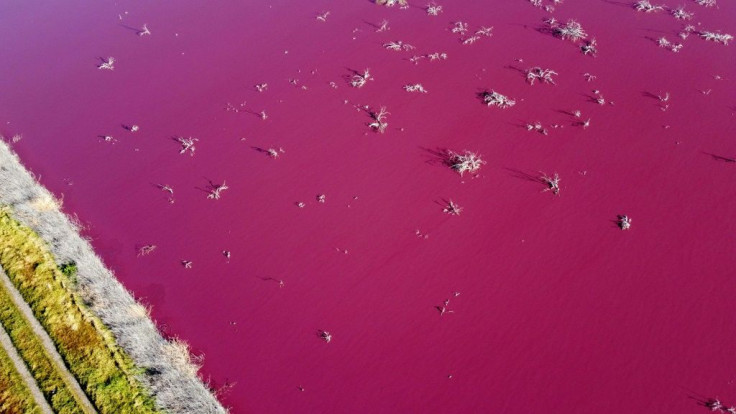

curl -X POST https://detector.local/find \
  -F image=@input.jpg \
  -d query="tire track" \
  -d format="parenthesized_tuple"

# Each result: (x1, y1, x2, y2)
(0, 267, 98, 414)
(0, 322, 54, 414)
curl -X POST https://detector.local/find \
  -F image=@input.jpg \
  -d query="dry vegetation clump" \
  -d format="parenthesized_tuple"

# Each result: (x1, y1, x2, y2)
(634, 1, 664, 12)
(462, 35, 481, 45)
(482, 90, 516, 108)
(671, 7, 694, 20)
(376, 0, 408, 7)
(0, 141, 226, 413)
(447, 150, 486, 176)
(476, 26, 494, 37)
(383, 40, 414, 51)
(526, 67, 558, 85)
(451, 21, 468, 34)
(553, 19, 588, 42)
(657, 36, 684, 52)
(0, 283, 84, 413)
(404, 83, 428, 93)
(694, 0, 716, 7)
(700, 31, 733, 45)
(428, 52, 448, 61)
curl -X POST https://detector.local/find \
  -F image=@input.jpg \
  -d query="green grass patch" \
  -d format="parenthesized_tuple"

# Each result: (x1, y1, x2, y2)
(0, 284, 84, 413)
(0, 333, 43, 414)
(0, 208, 159, 414)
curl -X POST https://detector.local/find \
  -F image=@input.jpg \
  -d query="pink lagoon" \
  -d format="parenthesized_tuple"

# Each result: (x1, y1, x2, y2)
(1, 0, 735, 412)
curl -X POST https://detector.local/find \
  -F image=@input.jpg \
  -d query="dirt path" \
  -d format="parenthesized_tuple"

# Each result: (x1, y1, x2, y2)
(0, 323, 54, 414)
(0, 267, 98, 414)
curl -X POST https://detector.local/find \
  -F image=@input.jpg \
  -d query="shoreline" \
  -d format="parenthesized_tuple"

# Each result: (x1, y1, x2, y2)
(0, 140, 226, 413)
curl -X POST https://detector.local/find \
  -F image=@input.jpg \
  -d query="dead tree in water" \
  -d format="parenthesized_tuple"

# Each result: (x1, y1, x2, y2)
(376, 19, 390, 32)
(426, 3, 443, 15)
(176, 137, 198, 156)
(316, 11, 330, 22)
(157, 184, 174, 195)
(436, 298, 455, 316)
(428, 52, 448, 61)
(350, 69, 372, 88)
(207, 181, 229, 200)
(368, 106, 389, 133)
(98, 57, 115, 70)
(526, 122, 549, 135)
(540, 172, 560, 195)
(404, 83, 428, 93)
(679, 25, 696, 39)
(443, 200, 463, 216)
(581, 39, 598, 56)
(157, 184, 175, 203)
(138, 245, 157, 256)
(138, 24, 151, 36)
(317, 330, 332, 343)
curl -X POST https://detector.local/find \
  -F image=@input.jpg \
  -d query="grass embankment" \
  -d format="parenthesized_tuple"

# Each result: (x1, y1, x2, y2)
(0, 285, 84, 413)
(0, 334, 43, 414)
(0, 208, 159, 413)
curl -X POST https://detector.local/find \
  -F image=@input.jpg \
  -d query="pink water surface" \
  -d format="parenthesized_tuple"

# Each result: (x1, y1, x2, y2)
(1, 0, 735, 412)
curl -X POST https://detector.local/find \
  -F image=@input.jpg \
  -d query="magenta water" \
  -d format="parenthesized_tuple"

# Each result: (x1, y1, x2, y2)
(1, 0, 735, 412)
